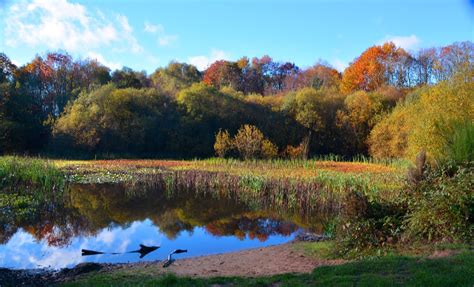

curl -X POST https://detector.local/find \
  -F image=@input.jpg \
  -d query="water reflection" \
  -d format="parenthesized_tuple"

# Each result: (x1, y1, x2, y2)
(0, 182, 328, 269)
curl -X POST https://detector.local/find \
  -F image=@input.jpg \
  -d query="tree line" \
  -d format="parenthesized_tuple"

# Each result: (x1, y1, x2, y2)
(0, 41, 472, 159)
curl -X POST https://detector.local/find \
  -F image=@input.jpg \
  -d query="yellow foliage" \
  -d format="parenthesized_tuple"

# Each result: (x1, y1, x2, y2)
(369, 70, 474, 161)
(261, 139, 278, 159)
(214, 129, 233, 158)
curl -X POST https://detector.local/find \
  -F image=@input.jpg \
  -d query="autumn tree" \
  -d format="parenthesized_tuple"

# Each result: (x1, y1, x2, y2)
(203, 60, 242, 90)
(369, 67, 473, 160)
(54, 84, 178, 153)
(3, 55, 53, 151)
(111, 67, 150, 89)
(151, 61, 201, 96)
(214, 129, 233, 158)
(341, 42, 411, 93)
(283, 88, 327, 159)
(336, 91, 384, 154)
(287, 63, 341, 91)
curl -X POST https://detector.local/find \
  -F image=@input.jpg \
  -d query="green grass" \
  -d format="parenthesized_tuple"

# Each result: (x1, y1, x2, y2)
(61, 251, 474, 287)
(0, 156, 65, 192)
(0, 156, 66, 222)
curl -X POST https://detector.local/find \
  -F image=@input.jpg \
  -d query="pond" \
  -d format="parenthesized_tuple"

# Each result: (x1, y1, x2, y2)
(0, 182, 329, 269)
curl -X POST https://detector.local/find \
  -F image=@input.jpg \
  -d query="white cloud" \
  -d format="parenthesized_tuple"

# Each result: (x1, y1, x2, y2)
(188, 49, 232, 70)
(4, 0, 142, 53)
(144, 22, 164, 34)
(379, 34, 421, 50)
(158, 35, 178, 47)
(87, 52, 122, 70)
(330, 58, 348, 72)
(143, 21, 177, 47)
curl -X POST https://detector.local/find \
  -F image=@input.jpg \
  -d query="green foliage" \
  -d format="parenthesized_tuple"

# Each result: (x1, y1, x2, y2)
(151, 61, 201, 96)
(337, 90, 386, 154)
(440, 120, 474, 166)
(54, 84, 178, 154)
(402, 164, 473, 242)
(0, 156, 64, 192)
(334, 191, 404, 257)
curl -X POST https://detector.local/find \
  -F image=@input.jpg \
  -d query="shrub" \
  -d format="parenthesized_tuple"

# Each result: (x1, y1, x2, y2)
(283, 144, 305, 159)
(261, 139, 278, 159)
(214, 129, 233, 158)
(402, 164, 473, 243)
(233, 125, 264, 159)
(232, 124, 278, 159)
(369, 72, 473, 161)
(334, 191, 404, 257)
(442, 120, 474, 166)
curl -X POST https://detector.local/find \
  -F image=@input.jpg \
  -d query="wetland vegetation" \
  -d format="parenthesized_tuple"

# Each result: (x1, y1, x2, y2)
(0, 15, 472, 285)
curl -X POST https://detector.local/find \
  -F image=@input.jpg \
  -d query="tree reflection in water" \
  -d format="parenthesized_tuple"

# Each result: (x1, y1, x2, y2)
(1, 180, 332, 248)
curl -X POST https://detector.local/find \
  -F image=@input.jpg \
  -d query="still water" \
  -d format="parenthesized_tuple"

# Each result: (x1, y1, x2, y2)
(0, 182, 323, 269)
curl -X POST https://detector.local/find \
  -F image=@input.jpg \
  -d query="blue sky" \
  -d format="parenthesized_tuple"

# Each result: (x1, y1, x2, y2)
(0, 0, 472, 73)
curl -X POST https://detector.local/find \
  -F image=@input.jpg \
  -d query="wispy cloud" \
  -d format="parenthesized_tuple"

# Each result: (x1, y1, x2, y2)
(188, 49, 231, 70)
(143, 21, 178, 47)
(378, 34, 421, 50)
(4, 0, 142, 53)
(144, 22, 164, 34)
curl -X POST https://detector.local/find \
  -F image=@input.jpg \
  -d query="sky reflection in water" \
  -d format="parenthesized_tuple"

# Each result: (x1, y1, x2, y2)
(0, 183, 311, 269)
(0, 219, 297, 269)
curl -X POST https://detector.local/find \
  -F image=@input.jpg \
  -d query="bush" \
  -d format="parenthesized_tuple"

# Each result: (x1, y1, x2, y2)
(402, 164, 473, 243)
(334, 191, 404, 257)
(232, 124, 278, 159)
(369, 71, 473, 161)
(283, 144, 305, 159)
(261, 139, 278, 159)
(442, 120, 474, 166)
(214, 129, 233, 158)
(233, 125, 265, 159)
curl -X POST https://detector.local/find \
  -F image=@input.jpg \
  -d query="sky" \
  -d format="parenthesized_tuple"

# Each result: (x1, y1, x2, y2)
(0, 0, 473, 73)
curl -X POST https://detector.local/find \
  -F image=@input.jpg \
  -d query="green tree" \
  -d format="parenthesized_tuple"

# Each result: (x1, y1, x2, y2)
(54, 84, 178, 154)
(336, 91, 384, 154)
(151, 62, 201, 96)
(283, 88, 326, 159)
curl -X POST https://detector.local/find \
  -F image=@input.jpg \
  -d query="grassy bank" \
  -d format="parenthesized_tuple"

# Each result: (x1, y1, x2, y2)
(0, 156, 66, 230)
(0, 156, 65, 192)
(62, 250, 474, 287)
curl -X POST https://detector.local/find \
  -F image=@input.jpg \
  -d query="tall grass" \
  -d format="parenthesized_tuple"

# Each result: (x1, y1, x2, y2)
(445, 120, 474, 165)
(0, 156, 65, 194)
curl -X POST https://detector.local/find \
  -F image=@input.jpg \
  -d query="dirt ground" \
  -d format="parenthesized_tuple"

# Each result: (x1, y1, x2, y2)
(104, 243, 345, 278)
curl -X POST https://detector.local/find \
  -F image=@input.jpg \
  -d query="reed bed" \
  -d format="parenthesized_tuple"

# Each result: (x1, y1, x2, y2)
(53, 157, 407, 203)
(0, 156, 65, 194)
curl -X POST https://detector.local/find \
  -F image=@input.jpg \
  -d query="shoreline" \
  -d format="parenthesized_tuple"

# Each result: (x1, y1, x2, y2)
(0, 242, 344, 285)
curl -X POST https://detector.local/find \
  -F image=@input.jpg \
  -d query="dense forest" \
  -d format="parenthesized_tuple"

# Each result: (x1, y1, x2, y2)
(0, 41, 472, 160)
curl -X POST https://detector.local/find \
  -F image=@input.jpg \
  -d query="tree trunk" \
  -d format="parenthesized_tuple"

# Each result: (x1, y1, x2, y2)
(302, 130, 312, 160)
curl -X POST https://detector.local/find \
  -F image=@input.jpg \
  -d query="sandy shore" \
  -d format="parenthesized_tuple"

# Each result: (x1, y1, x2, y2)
(0, 243, 347, 285)
(104, 242, 345, 278)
